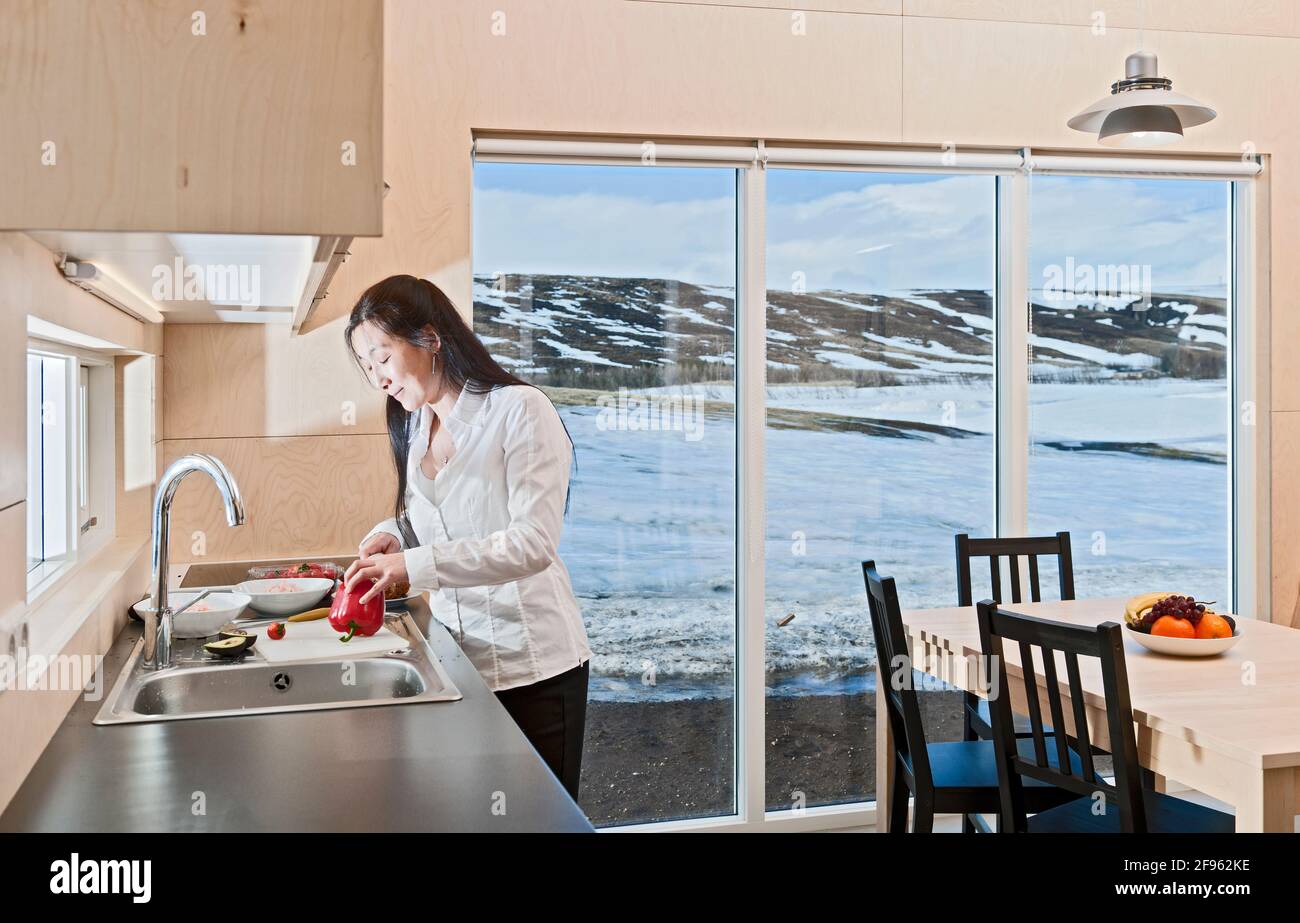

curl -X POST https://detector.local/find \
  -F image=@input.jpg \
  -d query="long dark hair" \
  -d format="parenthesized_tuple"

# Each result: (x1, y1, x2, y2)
(345, 274, 574, 547)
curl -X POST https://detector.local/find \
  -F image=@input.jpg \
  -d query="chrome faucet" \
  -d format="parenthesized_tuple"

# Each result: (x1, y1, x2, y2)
(143, 454, 246, 670)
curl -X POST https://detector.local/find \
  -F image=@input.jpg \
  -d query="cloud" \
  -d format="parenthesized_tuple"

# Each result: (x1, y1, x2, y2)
(767, 175, 996, 292)
(473, 186, 735, 286)
(474, 172, 1228, 296)
(1029, 176, 1228, 293)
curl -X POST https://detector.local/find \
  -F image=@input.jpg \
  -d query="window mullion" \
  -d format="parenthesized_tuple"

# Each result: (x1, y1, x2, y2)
(996, 168, 1031, 539)
(736, 163, 767, 823)
(1231, 177, 1268, 619)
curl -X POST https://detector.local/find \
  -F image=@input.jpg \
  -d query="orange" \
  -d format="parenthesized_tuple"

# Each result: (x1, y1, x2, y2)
(1151, 615, 1196, 638)
(1195, 613, 1233, 640)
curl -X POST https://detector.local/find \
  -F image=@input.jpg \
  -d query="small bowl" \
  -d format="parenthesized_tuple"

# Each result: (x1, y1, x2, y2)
(133, 591, 253, 639)
(236, 578, 334, 616)
(1125, 622, 1243, 657)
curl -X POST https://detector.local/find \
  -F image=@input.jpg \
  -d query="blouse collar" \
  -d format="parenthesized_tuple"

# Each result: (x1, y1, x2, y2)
(413, 382, 489, 443)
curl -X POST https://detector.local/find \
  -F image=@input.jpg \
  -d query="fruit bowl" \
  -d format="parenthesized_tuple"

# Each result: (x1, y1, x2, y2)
(1124, 622, 1242, 657)
(1122, 592, 1239, 657)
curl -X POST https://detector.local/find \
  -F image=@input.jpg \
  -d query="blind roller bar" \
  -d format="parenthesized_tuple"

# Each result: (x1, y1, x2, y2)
(763, 146, 1022, 171)
(1026, 153, 1262, 178)
(473, 137, 758, 165)
(472, 136, 1262, 178)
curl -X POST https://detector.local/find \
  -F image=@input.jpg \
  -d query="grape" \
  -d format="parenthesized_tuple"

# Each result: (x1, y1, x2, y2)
(1147, 594, 1206, 627)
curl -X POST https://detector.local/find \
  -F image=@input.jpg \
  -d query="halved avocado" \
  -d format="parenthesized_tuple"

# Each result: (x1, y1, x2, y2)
(204, 636, 252, 659)
(218, 628, 256, 650)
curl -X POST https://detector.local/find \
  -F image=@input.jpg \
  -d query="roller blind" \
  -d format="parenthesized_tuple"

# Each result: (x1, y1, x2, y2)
(472, 136, 759, 168)
(1023, 152, 1261, 179)
(473, 135, 1262, 180)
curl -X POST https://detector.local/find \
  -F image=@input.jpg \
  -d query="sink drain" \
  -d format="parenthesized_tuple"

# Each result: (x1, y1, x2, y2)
(271, 672, 292, 692)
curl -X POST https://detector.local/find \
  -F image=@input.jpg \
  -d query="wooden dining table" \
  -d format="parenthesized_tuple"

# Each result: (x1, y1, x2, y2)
(876, 597, 1300, 832)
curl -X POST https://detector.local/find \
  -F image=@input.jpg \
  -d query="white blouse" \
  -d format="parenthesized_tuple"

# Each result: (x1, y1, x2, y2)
(363, 383, 591, 692)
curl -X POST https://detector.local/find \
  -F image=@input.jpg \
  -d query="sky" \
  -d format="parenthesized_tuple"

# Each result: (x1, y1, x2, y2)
(472, 162, 1230, 296)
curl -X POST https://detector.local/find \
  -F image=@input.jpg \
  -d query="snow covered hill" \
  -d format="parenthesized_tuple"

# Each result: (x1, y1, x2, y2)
(472, 273, 1227, 386)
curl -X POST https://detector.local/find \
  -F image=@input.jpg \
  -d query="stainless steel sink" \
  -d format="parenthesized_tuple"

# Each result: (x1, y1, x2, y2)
(94, 612, 461, 725)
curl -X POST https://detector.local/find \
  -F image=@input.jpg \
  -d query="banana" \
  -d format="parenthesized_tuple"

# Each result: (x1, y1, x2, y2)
(1124, 592, 1176, 624)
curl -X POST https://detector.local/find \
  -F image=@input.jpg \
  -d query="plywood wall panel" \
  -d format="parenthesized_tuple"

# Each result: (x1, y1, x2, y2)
(900, 16, 1300, 152)
(0, 238, 29, 508)
(0, 0, 383, 235)
(1272, 412, 1300, 626)
(115, 355, 158, 540)
(903, 0, 1300, 37)
(1268, 162, 1300, 412)
(163, 322, 386, 440)
(653, 0, 900, 12)
(0, 503, 26, 632)
(160, 434, 394, 564)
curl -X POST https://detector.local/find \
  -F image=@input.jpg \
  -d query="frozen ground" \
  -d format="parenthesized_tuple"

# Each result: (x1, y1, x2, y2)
(556, 380, 1229, 702)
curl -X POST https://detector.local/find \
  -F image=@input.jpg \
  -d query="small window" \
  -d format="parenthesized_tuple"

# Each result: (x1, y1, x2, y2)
(26, 348, 103, 594)
(78, 363, 90, 527)
(27, 352, 71, 581)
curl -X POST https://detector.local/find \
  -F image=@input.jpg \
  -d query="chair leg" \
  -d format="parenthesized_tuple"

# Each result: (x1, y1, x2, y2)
(889, 775, 910, 833)
(911, 796, 934, 834)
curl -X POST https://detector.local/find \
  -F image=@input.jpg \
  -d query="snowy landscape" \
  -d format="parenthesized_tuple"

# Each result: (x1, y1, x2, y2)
(473, 274, 1230, 702)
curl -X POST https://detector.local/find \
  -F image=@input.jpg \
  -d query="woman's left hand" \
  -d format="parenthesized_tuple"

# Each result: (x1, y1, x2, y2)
(345, 552, 409, 605)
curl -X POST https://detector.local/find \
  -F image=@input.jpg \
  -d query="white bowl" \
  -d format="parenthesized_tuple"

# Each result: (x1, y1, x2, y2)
(134, 591, 253, 639)
(1125, 622, 1242, 657)
(236, 578, 334, 616)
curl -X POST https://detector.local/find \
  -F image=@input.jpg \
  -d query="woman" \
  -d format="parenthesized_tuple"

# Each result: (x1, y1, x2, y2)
(342, 274, 592, 800)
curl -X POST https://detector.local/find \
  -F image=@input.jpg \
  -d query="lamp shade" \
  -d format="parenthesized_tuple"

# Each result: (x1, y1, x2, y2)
(1068, 51, 1216, 146)
(1098, 105, 1184, 147)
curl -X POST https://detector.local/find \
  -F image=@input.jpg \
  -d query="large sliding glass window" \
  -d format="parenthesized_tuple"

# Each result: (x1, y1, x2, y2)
(1027, 176, 1231, 606)
(762, 169, 997, 810)
(473, 162, 738, 827)
(471, 140, 1256, 830)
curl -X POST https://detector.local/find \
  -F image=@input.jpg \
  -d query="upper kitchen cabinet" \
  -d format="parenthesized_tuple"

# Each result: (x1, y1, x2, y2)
(0, 0, 383, 236)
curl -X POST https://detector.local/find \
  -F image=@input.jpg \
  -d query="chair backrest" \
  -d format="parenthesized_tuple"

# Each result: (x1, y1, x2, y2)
(861, 561, 932, 793)
(956, 532, 1075, 607)
(975, 601, 1147, 832)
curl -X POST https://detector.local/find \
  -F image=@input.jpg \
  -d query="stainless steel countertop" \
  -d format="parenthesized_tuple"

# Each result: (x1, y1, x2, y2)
(0, 579, 594, 832)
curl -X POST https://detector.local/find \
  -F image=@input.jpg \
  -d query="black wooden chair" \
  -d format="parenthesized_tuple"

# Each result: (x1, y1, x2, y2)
(955, 532, 1074, 742)
(863, 561, 1079, 832)
(975, 601, 1234, 832)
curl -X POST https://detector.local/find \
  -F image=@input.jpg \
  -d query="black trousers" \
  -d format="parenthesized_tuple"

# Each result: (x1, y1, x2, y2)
(495, 660, 589, 801)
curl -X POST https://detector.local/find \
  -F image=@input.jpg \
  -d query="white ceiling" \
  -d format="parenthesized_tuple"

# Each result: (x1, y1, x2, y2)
(27, 230, 319, 323)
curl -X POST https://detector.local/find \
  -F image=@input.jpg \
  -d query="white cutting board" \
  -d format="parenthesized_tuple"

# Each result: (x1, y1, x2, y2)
(248, 617, 410, 664)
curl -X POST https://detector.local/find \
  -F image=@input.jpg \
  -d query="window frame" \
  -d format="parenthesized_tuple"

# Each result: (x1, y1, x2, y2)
(25, 337, 117, 605)
(471, 137, 1265, 833)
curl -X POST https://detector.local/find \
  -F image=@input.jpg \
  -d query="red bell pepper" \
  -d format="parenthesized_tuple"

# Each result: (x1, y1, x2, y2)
(329, 579, 385, 642)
